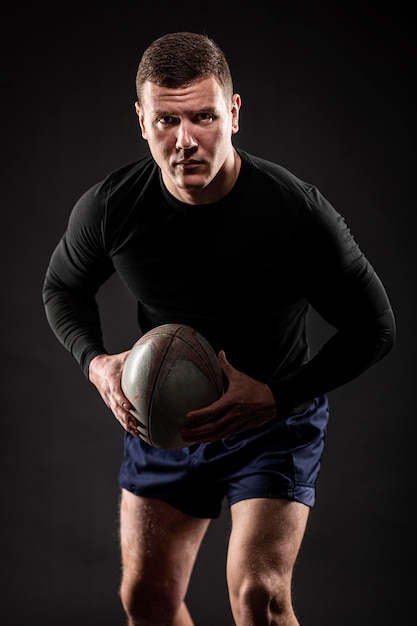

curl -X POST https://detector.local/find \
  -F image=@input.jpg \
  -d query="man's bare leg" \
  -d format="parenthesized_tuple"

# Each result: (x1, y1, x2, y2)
(227, 498, 309, 626)
(119, 489, 211, 625)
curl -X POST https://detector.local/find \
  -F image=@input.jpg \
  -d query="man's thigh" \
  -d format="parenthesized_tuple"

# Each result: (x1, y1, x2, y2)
(227, 498, 310, 578)
(119, 488, 211, 590)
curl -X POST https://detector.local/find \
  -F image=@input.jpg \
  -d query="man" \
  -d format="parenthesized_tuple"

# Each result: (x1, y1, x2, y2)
(42, 31, 395, 625)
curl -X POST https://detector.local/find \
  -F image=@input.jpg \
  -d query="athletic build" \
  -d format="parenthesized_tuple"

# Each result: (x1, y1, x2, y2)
(42, 32, 395, 625)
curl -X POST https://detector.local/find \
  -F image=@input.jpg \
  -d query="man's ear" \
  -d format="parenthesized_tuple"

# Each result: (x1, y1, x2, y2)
(135, 101, 147, 139)
(231, 93, 241, 135)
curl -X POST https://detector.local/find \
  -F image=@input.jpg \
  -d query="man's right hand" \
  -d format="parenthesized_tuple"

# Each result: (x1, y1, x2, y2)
(88, 352, 140, 437)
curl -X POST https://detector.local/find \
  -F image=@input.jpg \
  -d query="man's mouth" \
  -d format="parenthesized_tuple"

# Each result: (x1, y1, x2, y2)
(176, 160, 203, 169)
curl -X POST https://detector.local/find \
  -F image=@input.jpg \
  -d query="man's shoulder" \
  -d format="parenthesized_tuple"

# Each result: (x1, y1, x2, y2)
(239, 150, 313, 195)
(238, 150, 317, 212)
(101, 155, 157, 190)
(69, 156, 158, 226)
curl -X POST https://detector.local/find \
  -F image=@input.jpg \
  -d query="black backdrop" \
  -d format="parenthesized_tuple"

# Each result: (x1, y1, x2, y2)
(2, 2, 414, 624)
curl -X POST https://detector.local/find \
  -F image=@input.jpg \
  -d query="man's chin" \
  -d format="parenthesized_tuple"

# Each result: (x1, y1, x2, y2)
(176, 177, 209, 191)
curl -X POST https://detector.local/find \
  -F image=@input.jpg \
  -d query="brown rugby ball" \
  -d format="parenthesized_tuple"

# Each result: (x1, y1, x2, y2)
(121, 324, 223, 449)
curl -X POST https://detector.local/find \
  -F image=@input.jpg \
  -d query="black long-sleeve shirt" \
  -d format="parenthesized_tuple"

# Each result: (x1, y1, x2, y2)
(42, 150, 395, 415)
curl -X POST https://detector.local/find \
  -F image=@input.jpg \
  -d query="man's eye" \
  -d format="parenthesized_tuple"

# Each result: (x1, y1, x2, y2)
(197, 112, 214, 122)
(157, 116, 174, 125)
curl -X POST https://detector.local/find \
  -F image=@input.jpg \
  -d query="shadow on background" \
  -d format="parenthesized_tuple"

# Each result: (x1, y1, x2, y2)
(1, 1, 414, 624)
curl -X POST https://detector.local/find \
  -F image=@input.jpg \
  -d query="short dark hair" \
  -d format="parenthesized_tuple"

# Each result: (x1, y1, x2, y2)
(136, 31, 234, 103)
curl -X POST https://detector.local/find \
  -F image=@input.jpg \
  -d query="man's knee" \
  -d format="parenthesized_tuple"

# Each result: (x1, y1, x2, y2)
(229, 571, 293, 624)
(120, 576, 182, 625)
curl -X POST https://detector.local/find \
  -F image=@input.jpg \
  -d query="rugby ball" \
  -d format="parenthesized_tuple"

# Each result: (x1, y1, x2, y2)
(121, 324, 223, 449)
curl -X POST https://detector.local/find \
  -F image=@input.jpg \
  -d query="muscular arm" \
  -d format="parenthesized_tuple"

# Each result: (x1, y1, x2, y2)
(42, 188, 142, 436)
(42, 185, 116, 376)
(269, 185, 396, 414)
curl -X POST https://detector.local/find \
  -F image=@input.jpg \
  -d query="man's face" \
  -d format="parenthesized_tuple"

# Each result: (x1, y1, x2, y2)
(136, 76, 240, 204)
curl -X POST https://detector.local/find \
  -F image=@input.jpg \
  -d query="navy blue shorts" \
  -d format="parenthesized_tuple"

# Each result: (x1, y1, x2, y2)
(118, 395, 329, 519)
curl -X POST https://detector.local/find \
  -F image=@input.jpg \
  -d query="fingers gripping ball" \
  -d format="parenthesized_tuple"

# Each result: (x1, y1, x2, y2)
(121, 324, 224, 449)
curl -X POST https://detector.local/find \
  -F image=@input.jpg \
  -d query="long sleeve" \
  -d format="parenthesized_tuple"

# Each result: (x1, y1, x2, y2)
(268, 184, 396, 414)
(42, 184, 116, 377)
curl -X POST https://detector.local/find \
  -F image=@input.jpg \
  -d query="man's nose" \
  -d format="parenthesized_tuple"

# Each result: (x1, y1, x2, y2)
(176, 122, 198, 150)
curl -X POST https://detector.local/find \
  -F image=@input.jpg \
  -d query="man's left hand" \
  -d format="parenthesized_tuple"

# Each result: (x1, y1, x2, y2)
(181, 350, 277, 443)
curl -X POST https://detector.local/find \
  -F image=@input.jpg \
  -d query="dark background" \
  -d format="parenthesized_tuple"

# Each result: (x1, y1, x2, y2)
(2, 1, 414, 624)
